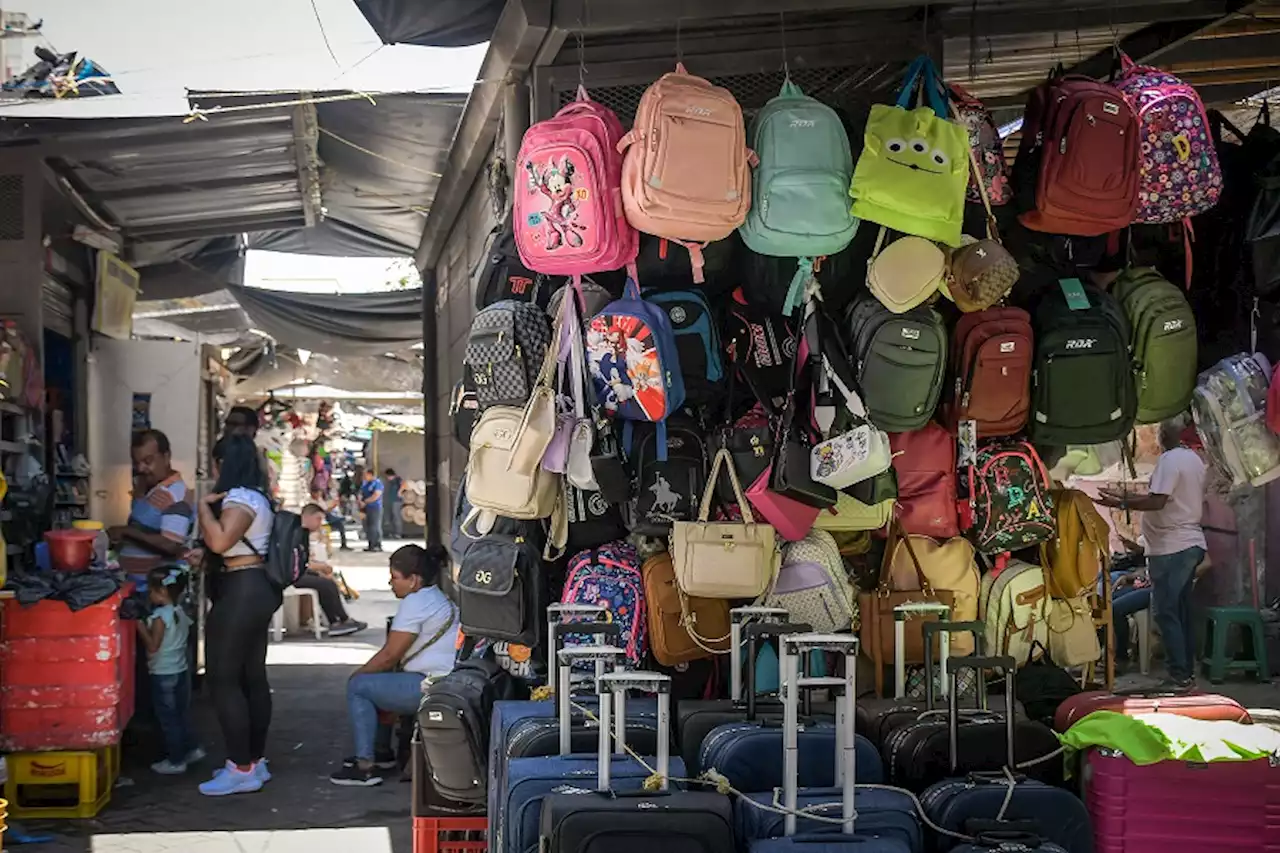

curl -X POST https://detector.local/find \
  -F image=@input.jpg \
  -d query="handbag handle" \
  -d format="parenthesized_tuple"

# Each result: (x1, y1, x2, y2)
(896, 55, 947, 118)
(946, 98, 1000, 243)
(698, 447, 755, 524)
(509, 307, 565, 461)
(877, 518, 936, 596)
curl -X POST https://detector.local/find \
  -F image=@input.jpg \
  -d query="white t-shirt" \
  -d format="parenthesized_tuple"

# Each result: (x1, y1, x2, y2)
(221, 488, 274, 559)
(1141, 447, 1207, 557)
(392, 585, 459, 677)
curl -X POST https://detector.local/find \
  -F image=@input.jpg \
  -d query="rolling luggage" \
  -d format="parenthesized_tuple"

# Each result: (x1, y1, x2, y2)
(951, 832, 1068, 853)
(735, 633, 922, 853)
(1053, 689, 1251, 732)
(882, 653, 1064, 791)
(922, 656, 1091, 853)
(500, 645, 683, 853)
(1085, 746, 1280, 852)
(538, 671, 736, 853)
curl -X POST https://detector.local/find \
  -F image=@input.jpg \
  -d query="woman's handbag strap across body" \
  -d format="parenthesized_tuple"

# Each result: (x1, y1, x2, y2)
(697, 447, 756, 524)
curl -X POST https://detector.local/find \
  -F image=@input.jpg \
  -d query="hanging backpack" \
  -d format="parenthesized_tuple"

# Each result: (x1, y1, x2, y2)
(846, 295, 947, 433)
(724, 292, 798, 410)
(1114, 54, 1222, 224)
(456, 533, 546, 646)
(418, 658, 520, 805)
(764, 530, 857, 634)
(643, 289, 724, 404)
(449, 375, 481, 449)
(547, 275, 617, 322)
(619, 63, 754, 275)
(1041, 487, 1109, 600)
(625, 416, 709, 536)
(561, 541, 648, 669)
(889, 423, 960, 539)
(1192, 353, 1280, 488)
(1112, 266, 1198, 424)
(711, 403, 774, 508)
(463, 300, 553, 408)
(1014, 73, 1140, 236)
(966, 439, 1056, 555)
(945, 306, 1033, 438)
(949, 82, 1012, 207)
(564, 484, 628, 555)
(585, 278, 685, 458)
(1028, 282, 1136, 446)
(740, 78, 858, 314)
(979, 558, 1050, 666)
(514, 86, 637, 276)
(474, 221, 550, 311)
(636, 233, 737, 294)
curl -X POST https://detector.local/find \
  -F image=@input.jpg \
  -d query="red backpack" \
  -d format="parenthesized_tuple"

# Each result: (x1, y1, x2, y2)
(889, 423, 959, 539)
(945, 307, 1033, 438)
(1015, 75, 1140, 237)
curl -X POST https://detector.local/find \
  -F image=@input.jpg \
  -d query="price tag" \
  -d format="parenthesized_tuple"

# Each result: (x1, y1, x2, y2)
(1058, 277, 1091, 311)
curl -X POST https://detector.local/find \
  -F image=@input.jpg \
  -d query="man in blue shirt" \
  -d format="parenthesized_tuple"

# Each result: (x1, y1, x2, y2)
(358, 469, 384, 553)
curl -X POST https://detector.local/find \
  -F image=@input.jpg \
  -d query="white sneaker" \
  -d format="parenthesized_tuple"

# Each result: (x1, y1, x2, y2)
(185, 746, 207, 765)
(199, 761, 263, 796)
(151, 759, 187, 776)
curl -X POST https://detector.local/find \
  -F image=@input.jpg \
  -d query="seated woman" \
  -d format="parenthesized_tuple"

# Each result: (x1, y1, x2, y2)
(330, 544, 458, 788)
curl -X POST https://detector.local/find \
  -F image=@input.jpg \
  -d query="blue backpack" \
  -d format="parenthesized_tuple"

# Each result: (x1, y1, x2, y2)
(586, 279, 685, 460)
(643, 290, 723, 405)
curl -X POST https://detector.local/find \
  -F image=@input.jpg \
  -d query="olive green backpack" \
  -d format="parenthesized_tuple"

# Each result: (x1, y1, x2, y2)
(1112, 267, 1197, 423)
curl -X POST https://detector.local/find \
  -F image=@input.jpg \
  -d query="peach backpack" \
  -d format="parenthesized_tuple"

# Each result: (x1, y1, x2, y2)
(618, 63, 754, 282)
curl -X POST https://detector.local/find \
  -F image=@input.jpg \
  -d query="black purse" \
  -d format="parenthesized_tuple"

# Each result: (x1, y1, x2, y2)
(767, 338, 836, 509)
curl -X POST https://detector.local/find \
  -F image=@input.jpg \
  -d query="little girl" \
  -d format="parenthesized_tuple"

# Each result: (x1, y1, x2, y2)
(137, 566, 205, 775)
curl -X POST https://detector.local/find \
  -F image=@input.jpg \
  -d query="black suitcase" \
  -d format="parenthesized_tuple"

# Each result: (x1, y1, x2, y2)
(923, 657, 1091, 853)
(882, 648, 1065, 791)
(539, 671, 736, 853)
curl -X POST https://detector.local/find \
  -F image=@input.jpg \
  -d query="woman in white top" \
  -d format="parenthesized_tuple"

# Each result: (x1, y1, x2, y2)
(329, 544, 458, 787)
(194, 434, 280, 797)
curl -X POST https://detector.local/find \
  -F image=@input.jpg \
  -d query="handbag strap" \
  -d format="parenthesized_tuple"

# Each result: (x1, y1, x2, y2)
(509, 311, 564, 460)
(896, 55, 947, 118)
(698, 447, 755, 524)
(878, 519, 936, 595)
(946, 99, 1000, 243)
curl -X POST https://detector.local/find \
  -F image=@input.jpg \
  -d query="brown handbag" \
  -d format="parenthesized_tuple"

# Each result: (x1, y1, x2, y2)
(641, 550, 731, 666)
(858, 522, 955, 697)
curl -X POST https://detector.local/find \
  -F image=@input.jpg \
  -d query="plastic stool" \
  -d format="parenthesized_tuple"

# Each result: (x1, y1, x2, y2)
(1202, 606, 1270, 684)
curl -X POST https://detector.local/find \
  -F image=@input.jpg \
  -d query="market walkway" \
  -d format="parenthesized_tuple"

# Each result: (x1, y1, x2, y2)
(23, 542, 418, 853)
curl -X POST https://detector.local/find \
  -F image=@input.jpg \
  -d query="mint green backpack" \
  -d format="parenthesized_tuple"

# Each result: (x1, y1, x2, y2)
(740, 79, 858, 314)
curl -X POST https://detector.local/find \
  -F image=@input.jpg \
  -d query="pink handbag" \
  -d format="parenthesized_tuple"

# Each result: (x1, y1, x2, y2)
(745, 465, 819, 542)
(514, 85, 637, 276)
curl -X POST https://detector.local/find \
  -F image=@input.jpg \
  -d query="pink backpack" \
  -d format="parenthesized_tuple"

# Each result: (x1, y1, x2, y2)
(1114, 54, 1222, 224)
(514, 86, 638, 276)
(618, 63, 754, 282)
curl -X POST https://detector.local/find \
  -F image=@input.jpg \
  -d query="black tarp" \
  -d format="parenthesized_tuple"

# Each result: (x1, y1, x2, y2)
(354, 0, 503, 46)
(231, 286, 423, 356)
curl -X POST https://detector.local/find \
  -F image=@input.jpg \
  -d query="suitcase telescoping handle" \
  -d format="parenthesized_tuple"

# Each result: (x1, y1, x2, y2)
(921, 620, 988, 711)
(742, 620, 814, 719)
(893, 601, 952, 699)
(546, 603, 610, 687)
(596, 671, 671, 792)
(730, 606, 789, 702)
(946, 656, 1017, 775)
(556, 645, 625, 757)
(779, 634, 858, 837)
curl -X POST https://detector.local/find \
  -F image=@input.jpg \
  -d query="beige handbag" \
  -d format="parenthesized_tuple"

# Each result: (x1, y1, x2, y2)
(883, 531, 980, 655)
(867, 227, 946, 314)
(508, 325, 561, 474)
(1046, 595, 1101, 667)
(671, 448, 777, 599)
(466, 406, 562, 523)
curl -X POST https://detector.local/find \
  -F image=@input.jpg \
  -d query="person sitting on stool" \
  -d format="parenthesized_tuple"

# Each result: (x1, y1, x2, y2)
(299, 504, 367, 637)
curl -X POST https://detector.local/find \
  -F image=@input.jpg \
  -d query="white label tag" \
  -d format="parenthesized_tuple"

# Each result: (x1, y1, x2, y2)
(1000, 341, 1015, 353)
(1103, 101, 1120, 115)
(958, 420, 978, 468)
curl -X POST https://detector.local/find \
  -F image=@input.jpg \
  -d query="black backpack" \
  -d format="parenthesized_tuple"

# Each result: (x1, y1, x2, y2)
(449, 375, 481, 449)
(741, 234, 868, 318)
(449, 477, 541, 565)
(418, 657, 522, 805)
(1029, 283, 1136, 446)
(624, 417, 708, 536)
(455, 533, 545, 647)
(635, 232, 737, 295)
(565, 485, 628, 555)
(643, 289, 724, 404)
(473, 221, 550, 311)
(723, 294, 797, 413)
(245, 509, 309, 590)
(463, 300, 553, 408)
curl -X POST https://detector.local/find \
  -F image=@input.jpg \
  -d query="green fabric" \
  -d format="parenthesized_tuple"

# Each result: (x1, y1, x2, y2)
(1112, 267, 1197, 424)
(1059, 710, 1280, 772)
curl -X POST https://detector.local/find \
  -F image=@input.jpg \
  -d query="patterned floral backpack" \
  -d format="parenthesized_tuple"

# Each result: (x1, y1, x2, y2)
(966, 439, 1056, 555)
(560, 541, 648, 668)
(1114, 53, 1222, 224)
(948, 83, 1011, 207)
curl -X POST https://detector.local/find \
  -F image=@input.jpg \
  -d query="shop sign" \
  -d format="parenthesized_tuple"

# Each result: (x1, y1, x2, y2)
(94, 251, 140, 340)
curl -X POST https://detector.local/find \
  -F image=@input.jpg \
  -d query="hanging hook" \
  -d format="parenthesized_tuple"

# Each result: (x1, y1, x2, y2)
(676, 16, 683, 65)
(779, 11, 790, 78)
(576, 28, 587, 91)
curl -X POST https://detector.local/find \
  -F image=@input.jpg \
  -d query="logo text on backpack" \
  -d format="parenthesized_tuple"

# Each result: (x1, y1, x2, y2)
(1102, 101, 1120, 115)
(901, 328, 921, 340)
(669, 306, 687, 324)
(685, 106, 712, 117)
(1163, 319, 1183, 332)
(1000, 341, 1016, 353)
(789, 118, 816, 128)
(1065, 338, 1097, 350)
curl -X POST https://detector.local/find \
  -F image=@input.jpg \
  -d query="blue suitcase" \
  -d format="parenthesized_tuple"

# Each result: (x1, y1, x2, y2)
(921, 657, 1091, 853)
(699, 721, 884, 791)
(734, 634, 923, 853)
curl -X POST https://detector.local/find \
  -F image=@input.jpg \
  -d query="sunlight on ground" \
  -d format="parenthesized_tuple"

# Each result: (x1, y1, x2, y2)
(266, 641, 381, 666)
(91, 826, 394, 853)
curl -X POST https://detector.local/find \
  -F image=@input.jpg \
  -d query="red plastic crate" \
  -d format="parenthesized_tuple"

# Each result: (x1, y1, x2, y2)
(412, 817, 487, 853)
(3, 591, 125, 638)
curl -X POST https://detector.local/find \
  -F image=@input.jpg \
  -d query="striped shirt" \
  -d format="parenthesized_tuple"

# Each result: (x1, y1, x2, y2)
(118, 472, 193, 576)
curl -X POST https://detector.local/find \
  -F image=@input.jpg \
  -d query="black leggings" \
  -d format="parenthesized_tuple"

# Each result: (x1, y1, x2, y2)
(207, 568, 282, 766)
(294, 571, 349, 623)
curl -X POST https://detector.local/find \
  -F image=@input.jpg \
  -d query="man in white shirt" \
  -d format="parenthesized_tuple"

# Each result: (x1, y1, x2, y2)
(1096, 417, 1207, 689)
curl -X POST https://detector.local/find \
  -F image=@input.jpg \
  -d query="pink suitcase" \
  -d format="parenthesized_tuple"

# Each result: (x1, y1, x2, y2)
(1084, 748, 1280, 851)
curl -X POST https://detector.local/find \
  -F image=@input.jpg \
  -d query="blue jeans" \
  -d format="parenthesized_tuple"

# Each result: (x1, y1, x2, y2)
(347, 672, 424, 761)
(152, 670, 198, 764)
(1109, 570, 1152, 661)
(1148, 546, 1204, 680)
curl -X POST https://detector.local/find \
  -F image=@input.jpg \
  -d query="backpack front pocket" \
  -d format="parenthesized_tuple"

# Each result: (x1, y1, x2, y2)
(758, 170, 856, 241)
(655, 110, 738, 204)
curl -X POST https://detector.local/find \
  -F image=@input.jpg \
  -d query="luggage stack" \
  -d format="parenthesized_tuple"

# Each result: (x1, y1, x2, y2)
(419, 43, 1280, 853)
